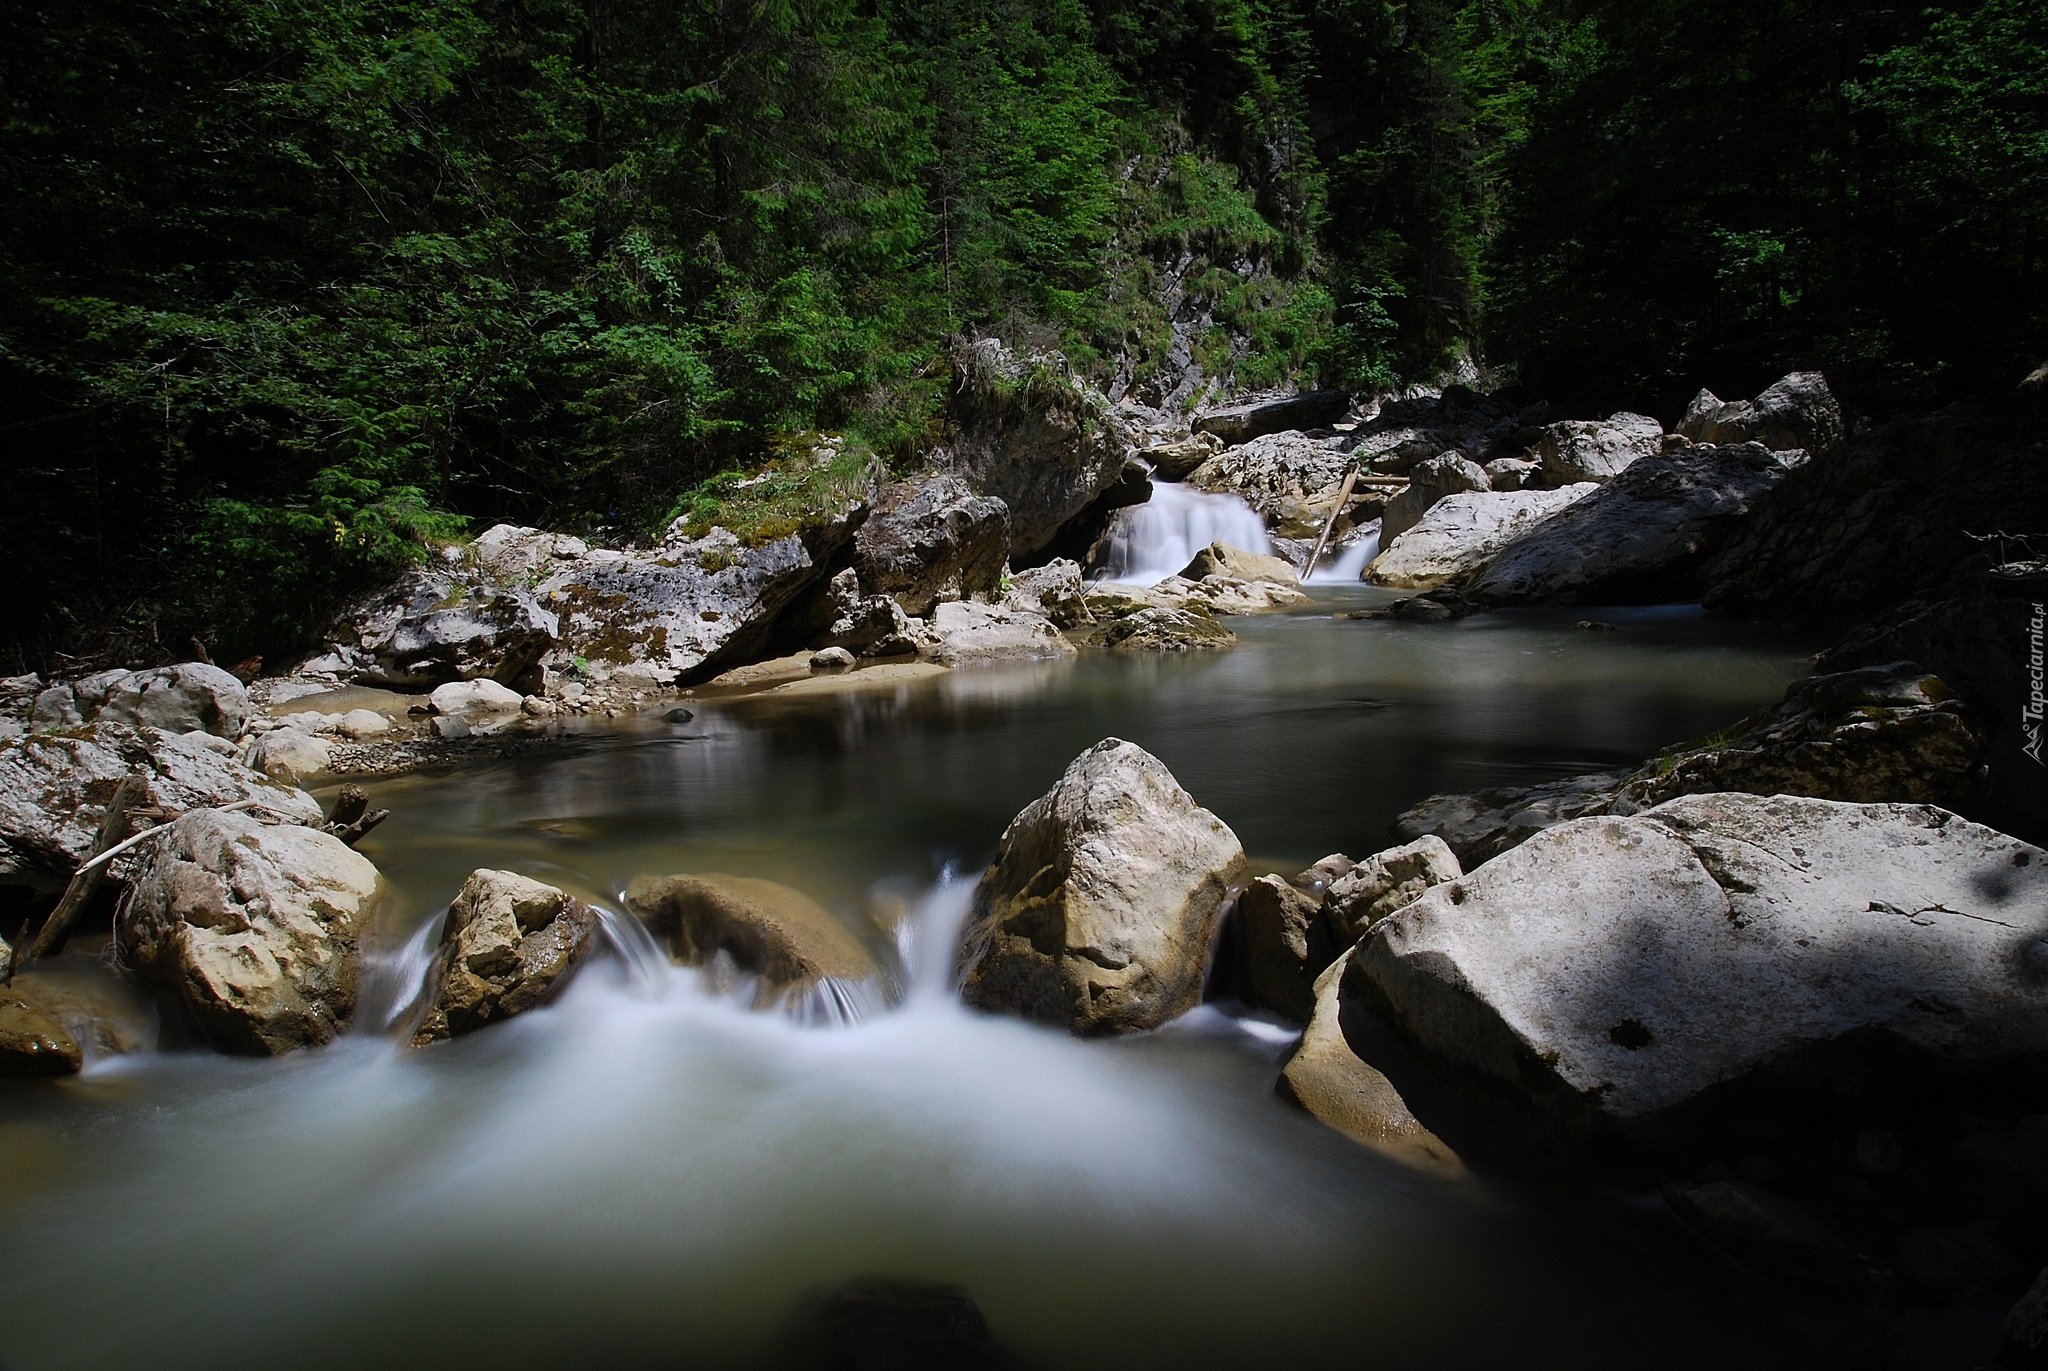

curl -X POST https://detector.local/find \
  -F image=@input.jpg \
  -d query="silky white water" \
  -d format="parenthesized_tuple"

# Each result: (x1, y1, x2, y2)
(0, 591, 1835, 1370)
(1093, 478, 1274, 583)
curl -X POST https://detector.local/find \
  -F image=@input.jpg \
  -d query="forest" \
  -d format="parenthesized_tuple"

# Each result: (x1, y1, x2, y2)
(3, 0, 2043, 666)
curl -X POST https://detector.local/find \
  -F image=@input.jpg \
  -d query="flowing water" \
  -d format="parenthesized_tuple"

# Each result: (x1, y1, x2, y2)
(0, 590, 1837, 1370)
(1093, 478, 1275, 583)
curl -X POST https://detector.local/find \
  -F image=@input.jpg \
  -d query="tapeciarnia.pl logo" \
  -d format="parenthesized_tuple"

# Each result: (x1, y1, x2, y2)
(2027, 600, 2046, 765)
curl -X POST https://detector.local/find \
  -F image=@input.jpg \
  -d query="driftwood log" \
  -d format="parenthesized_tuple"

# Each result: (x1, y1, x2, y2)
(13, 774, 147, 974)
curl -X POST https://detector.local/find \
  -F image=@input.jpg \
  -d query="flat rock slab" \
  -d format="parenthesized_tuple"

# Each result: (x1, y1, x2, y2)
(1357, 793, 2048, 1143)
(1367, 485, 1595, 589)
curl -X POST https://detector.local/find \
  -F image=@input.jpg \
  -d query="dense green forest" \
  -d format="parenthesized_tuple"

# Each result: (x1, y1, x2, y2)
(3, 0, 2043, 667)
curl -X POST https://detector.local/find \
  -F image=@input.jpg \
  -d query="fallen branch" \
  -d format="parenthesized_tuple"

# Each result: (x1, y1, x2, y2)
(1303, 466, 1363, 580)
(13, 775, 145, 974)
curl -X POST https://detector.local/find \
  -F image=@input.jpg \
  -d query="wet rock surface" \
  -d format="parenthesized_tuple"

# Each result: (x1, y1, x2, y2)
(1357, 793, 2048, 1151)
(957, 739, 1245, 1034)
(118, 809, 382, 1055)
(1279, 948, 1463, 1175)
(413, 869, 603, 1044)
(626, 873, 883, 1013)
(1233, 874, 1330, 1022)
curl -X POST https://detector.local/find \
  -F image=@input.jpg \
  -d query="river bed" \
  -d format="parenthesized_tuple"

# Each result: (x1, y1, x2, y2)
(0, 589, 1832, 1369)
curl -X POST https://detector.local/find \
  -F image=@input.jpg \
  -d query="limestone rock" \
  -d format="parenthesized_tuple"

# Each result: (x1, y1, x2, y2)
(1367, 485, 1596, 590)
(1675, 371, 1845, 458)
(1001, 560, 1093, 630)
(1356, 794, 2048, 1145)
(413, 869, 602, 1043)
(118, 809, 382, 1055)
(808, 646, 857, 674)
(467, 523, 590, 583)
(1178, 540, 1300, 588)
(1186, 432, 1355, 520)
(917, 601, 1076, 666)
(540, 513, 862, 683)
(626, 873, 882, 1011)
(1235, 874, 1332, 1022)
(1278, 950, 1462, 1174)
(1137, 433, 1221, 481)
(785, 566, 921, 657)
(339, 565, 559, 688)
(1324, 835, 1461, 943)
(0, 723, 322, 885)
(943, 338, 1131, 556)
(1146, 574, 1306, 615)
(956, 739, 1246, 1034)
(853, 475, 1011, 616)
(96, 663, 250, 737)
(1535, 412, 1663, 486)
(1097, 606, 1237, 652)
(429, 678, 524, 719)
(247, 728, 332, 784)
(1381, 453, 1491, 543)
(1192, 389, 1350, 446)
(338, 708, 389, 739)
(1468, 443, 1805, 606)
(1483, 457, 1538, 491)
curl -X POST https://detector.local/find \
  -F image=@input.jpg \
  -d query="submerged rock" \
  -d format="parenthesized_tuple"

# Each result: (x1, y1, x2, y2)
(0, 985, 83, 1076)
(626, 873, 882, 1012)
(1395, 660, 1985, 863)
(1355, 793, 2048, 1153)
(1279, 949, 1462, 1175)
(956, 739, 1245, 1034)
(413, 869, 602, 1044)
(1468, 442, 1807, 606)
(853, 476, 1010, 617)
(0, 723, 322, 885)
(1366, 485, 1596, 590)
(1661, 1179, 1860, 1288)
(118, 809, 382, 1055)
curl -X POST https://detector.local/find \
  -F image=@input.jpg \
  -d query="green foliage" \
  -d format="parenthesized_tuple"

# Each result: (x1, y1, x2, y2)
(666, 442, 883, 547)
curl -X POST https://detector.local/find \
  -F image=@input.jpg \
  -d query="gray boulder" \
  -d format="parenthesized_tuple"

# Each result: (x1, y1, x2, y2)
(1187, 431, 1355, 520)
(1676, 371, 1845, 458)
(944, 338, 1131, 556)
(1096, 605, 1237, 652)
(0, 724, 322, 885)
(1177, 541, 1299, 588)
(1468, 443, 1805, 606)
(118, 809, 382, 1055)
(541, 512, 862, 683)
(95, 663, 250, 737)
(413, 869, 603, 1043)
(341, 566, 558, 688)
(1192, 389, 1350, 446)
(852, 475, 1011, 617)
(1483, 457, 1539, 491)
(1324, 835, 1461, 943)
(1380, 454, 1493, 543)
(1001, 560, 1093, 630)
(1355, 793, 2048, 1147)
(1535, 412, 1663, 485)
(917, 600, 1076, 666)
(1394, 768, 1631, 868)
(1138, 433, 1221, 481)
(957, 739, 1246, 1034)
(1234, 874, 1332, 1022)
(1367, 485, 1596, 590)
(467, 523, 590, 583)
(785, 567, 921, 657)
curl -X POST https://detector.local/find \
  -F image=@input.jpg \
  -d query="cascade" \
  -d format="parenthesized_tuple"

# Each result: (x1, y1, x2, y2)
(1092, 477, 1274, 585)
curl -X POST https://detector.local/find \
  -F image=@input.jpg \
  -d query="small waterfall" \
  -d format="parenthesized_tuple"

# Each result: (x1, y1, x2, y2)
(1306, 519, 1381, 583)
(355, 909, 449, 1036)
(1094, 477, 1274, 585)
(592, 900, 676, 998)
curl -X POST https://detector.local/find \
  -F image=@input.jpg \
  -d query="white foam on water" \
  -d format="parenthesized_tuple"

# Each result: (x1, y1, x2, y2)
(1094, 478, 1274, 585)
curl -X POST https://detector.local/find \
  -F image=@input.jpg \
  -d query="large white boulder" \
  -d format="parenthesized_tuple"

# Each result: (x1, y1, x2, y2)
(429, 678, 524, 719)
(118, 809, 383, 1055)
(917, 600, 1075, 666)
(957, 739, 1246, 1034)
(95, 662, 249, 737)
(1367, 485, 1596, 589)
(1356, 794, 2048, 1141)
(1535, 412, 1663, 486)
